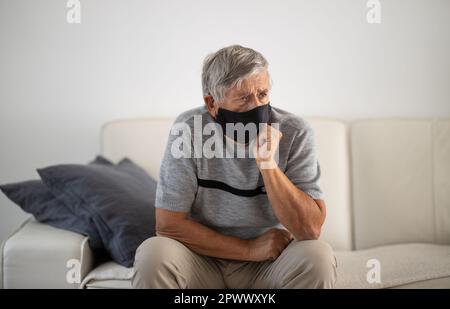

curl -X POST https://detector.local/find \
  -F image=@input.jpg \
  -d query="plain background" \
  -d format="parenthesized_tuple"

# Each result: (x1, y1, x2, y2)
(1, 0, 450, 244)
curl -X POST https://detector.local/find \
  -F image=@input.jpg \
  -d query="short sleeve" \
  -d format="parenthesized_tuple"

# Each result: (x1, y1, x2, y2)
(284, 124, 324, 200)
(155, 121, 198, 213)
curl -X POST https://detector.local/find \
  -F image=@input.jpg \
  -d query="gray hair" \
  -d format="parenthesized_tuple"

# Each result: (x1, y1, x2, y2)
(201, 45, 270, 103)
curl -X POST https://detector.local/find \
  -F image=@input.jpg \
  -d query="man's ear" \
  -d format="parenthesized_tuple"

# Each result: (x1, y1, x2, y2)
(203, 95, 217, 119)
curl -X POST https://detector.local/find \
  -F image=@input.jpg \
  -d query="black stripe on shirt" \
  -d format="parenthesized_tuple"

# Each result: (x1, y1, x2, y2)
(197, 177, 266, 197)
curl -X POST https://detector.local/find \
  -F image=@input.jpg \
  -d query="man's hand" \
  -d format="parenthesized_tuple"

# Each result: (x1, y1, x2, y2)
(246, 228, 294, 262)
(252, 124, 282, 170)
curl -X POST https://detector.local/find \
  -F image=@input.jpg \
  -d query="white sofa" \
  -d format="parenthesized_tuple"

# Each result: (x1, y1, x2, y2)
(2, 117, 450, 289)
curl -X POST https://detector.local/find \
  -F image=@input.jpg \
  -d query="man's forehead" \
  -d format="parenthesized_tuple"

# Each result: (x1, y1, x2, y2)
(234, 79, 269, 94)
(235, 87, 268, 95)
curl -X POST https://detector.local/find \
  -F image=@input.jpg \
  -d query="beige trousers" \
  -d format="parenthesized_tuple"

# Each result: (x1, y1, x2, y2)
(132, 236, 337, 289)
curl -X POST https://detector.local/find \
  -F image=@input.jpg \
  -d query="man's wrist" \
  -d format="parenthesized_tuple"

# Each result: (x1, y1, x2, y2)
(256, 158, 278, 170)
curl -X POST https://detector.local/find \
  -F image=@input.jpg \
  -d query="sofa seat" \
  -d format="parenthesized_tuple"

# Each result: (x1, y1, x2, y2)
(80, 243, 450, 289)
(81, 261, 133, 289)
(334, 243, 450, 288)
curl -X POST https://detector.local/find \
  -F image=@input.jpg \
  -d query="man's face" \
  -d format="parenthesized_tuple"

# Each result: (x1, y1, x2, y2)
(205, 70, 271, 117)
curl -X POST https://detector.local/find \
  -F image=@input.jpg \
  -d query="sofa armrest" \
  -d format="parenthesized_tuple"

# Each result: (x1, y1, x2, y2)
(1, 218, 94, 288)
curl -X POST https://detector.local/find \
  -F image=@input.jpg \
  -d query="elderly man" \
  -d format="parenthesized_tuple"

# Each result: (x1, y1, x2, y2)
(132, 45, 337, 289)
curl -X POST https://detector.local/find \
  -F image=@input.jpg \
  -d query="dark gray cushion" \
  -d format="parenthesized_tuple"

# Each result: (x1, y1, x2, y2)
(0, 180, 104, 249)
(0, 155, 114, 249)
(37, 157, 157, 267)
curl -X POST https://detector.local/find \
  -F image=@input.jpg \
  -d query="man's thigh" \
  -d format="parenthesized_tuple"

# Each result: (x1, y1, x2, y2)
(132, 236, 226, 289)
(223, 240, 337, 289)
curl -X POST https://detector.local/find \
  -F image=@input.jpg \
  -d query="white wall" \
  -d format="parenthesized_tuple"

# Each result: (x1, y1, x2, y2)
(1, 0, 450, 243)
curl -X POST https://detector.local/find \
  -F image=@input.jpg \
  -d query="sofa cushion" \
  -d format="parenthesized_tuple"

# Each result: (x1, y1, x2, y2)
(351, 119, 450, 249)
(0, 155, 114, 249)
(0, 180, 103, 249)
(390, 277, 450, 288)
(80, 261, 134, 289)
(309, 119, 352, 251)
(335, 243, 450, 288)
(101, 118, 174, 180)
(37, 158, 157, 267)
(433, 119, 450, 244)
(351, 120, 435, 249)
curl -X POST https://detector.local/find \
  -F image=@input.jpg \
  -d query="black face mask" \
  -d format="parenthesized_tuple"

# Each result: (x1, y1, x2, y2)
(215, 103, 271, 144)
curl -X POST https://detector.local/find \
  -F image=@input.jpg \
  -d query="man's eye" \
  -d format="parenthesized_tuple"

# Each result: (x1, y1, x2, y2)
(259, 92, 267, 98)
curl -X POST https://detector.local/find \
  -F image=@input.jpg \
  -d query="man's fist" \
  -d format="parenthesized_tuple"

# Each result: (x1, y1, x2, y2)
(252, 124, 282, 170)
(246, 228, 294, 262)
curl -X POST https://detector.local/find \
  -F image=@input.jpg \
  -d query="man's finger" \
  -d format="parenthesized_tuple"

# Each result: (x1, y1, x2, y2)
(281, 229, 294, 240)
(266, 125, 272, 151)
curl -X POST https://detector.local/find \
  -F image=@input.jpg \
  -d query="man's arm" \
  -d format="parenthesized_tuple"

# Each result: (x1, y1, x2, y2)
(260, 167, 326, 240)
(155, 208, 293, 262)
(155, 208, 250, 260)
(254, 124, 326, 240)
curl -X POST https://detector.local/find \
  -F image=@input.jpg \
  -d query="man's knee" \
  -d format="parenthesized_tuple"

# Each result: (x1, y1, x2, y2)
(285, 240, 337, 288)
(132, 236, 188, 288)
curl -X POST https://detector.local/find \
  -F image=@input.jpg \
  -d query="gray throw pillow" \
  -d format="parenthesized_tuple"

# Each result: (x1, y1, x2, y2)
(37, 157, 157, 267)
(0, 155, 115, 249)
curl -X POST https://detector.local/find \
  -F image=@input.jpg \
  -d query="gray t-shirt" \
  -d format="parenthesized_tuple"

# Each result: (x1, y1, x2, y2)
(155, 105, 323, 240)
